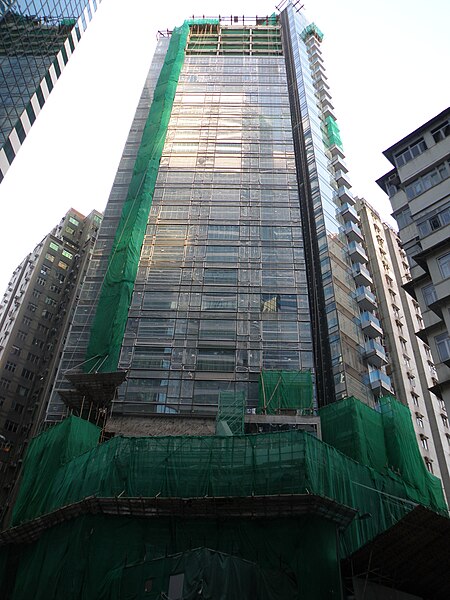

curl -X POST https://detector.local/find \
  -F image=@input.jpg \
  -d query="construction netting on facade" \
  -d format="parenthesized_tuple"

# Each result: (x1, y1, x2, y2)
(319, 395, 444, 509)
(324, 115, 343, 149)
(1, 514, 338, 600)
(257, 370, 313, 415)
(84, 20, 216, 374)
(216, 391, 246, 435)
(11, 415, 446, 546)
(319, 396, 388, 472)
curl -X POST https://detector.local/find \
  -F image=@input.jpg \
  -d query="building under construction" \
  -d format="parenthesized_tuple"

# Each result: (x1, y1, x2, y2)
(1, 4, 449, 598)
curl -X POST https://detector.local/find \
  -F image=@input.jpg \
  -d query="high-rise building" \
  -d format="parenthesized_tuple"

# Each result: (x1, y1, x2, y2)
(0, 0, 101, 182)
(1, 8, 449, 599)
(377, 108, 450, 416)
(357, 197, 450, 501)
(46, 7, 394, 432)
(0, 208, 102, 515)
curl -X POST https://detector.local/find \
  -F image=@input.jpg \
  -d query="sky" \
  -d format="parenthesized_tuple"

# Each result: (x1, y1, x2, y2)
(0, 0, 449, 295)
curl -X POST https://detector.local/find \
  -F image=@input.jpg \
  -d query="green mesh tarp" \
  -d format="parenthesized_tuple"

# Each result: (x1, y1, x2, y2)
(325, 115, 343, 149)
(3, 515, 338, 600)
(10, 416, 100, 526)
(216, 391, 246, 435)
(11, 416, 446, 551)
(257, 370, 313, 414)
(84, 22, 190, 374)
(319, 396, 445, 509)
(109, 547, 298, 600)
(300, 23, 324, 42)
(319, 396, 388, 472)
(379, 395, 442, 504)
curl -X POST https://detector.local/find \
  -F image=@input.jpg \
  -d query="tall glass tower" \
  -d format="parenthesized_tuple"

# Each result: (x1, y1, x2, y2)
(0, 0, 101, 182)
(46, 4, 393, 427)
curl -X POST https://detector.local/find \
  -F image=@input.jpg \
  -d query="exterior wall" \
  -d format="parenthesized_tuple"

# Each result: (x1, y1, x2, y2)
(357, 198, 450, 501)
(0, 208, 102, 514)
(105, 415, 216, 437)
(0, 0, 101, 181)
(379, 109, 450, 411)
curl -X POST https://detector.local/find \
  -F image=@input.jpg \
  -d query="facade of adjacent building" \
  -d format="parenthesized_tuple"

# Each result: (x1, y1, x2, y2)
(0, 208, 102, 514)
(0, 0, 101, 182)
(377, 108, 450, 420)
(45, 8, 397, 432)
(357, 197, 450, 500)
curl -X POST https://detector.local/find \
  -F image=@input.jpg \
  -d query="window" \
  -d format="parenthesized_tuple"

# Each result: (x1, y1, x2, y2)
(27, 303, 37, 313)
(420, 436, 429, 450)
(394, 207, 413, 229)
(17, 385, 29, 398)
(4, 361, 16, 372)
(45, 253, 55, 263)
(261, 294, 297, 313)
(0, 378, 11, 390)
(23, 316, 32, 326)
(442, 414, 449, 428)
(41, 310, 53, 321)
(45, 297, 57, 307)
(404, 162, 449, 201)
(394, 138, 427, 167)
(10, 345, 21, 356)
(435, 332, 450, 362)
(12, 402, 24, 414)
(40, 265, 50, 276)
(438, 253, 450, 278)
(431, 119, 450, 143)
(36, 277, 46, 286)
(422, 284, 437, 307)
(425, 458, 434, 474)
(16, 330, 27, 341)
(416, 413, 424, 427)
(49, 242, 59, 252)
(411, 392, 419, 406)
(69, 216, 79, 226)
(57, 261, 68, 270)
(21, 368, 34, 381)
(32, 289, 41, 299)
(27, 352, 40, 364)
(4, 420, 18, 433)
(62, 250, 73, 260)
(65, 226, 75, 235)
(197, 348, 235, 372)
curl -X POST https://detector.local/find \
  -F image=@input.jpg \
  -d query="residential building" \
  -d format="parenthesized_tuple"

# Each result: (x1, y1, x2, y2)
(0, 0, 101, 182)
(357, 197, 450, 500)
(0, 208, 102, 514)
(377, 108, 450, 421)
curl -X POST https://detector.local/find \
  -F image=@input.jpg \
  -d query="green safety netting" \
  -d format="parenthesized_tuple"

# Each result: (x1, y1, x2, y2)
(216, 391, 246, 435)
(319, 396, 388, 472)
(325, 115, 343, 149)
(319, 395, 444, 508)
(300, 23, 324, 42)
(11, 416, 446, 547)
(2, 514, 338, 600)
(84, 20, 193, 374)
(257, 370, 313, 414)
(10, 416, 100, 525)
(186, 18, 220, 25)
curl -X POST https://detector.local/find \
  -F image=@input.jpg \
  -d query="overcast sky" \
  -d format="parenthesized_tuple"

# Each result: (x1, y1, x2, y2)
(0, 0, 449, 294)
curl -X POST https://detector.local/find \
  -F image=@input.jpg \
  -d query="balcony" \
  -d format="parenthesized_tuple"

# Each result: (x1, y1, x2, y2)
(355, 286, 377, 311)
(344, 221, 363, 243)
(340, 203, 359, 224)
(322, 101, 336, 120)
(364, 340, 388, 368)
(348, 241, 368, 263)
(335, 170, 351, 188)
(331, 154, 348, 173)
(368, 370, 392, 396)
(329, 143, 345, 160)
(337, 186, 354, 204)
(360, 311, 383, 338)
(352, 263, 372, 286)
